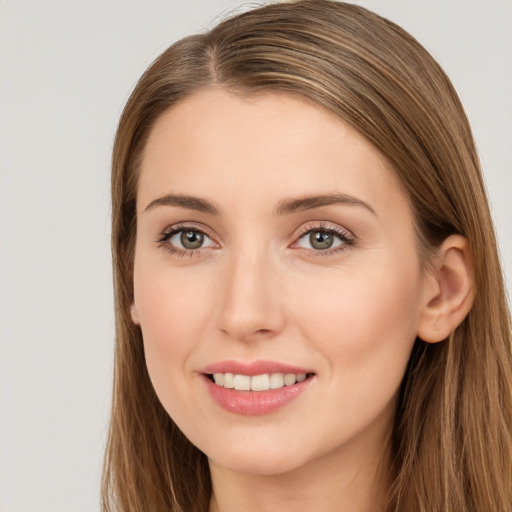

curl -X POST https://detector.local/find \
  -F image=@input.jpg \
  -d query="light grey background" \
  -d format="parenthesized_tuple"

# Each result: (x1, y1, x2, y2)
(0, 1, 510, 511)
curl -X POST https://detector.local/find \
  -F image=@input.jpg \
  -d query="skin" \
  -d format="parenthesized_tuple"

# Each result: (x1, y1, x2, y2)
(131, 88, 457, 512)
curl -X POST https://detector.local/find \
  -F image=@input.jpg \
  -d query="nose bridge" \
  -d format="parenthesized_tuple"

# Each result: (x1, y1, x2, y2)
(216, 238, 284, 340)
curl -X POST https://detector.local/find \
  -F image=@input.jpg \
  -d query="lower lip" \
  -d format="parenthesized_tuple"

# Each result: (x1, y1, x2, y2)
(203, 375, 314, 416)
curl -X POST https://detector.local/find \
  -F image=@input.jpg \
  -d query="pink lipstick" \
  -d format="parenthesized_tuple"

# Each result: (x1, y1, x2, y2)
(201, 360, 315, 416)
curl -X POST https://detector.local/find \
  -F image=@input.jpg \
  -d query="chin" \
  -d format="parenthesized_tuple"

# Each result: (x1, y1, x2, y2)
(197, 426, 324, 477)
(208, 446, 309, 476)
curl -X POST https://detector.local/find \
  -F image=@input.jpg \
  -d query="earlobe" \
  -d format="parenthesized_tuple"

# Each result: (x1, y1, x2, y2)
(417, 235, 474, 343)
(130, 303, 140, 325)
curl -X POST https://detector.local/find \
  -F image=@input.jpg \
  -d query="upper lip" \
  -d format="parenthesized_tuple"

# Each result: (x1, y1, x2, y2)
(201, 360, 314, 377)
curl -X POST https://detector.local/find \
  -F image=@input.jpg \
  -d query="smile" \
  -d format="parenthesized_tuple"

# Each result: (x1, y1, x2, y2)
(201, 363, 316, 415)
(210, 372, 309, 391)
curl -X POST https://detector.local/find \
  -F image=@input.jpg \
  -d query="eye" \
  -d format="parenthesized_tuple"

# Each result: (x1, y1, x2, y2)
(302, 231, 339, 250)
(158, 225, 216, 254)
(170, 229, 210, 250)
(294, 224, 354, 253)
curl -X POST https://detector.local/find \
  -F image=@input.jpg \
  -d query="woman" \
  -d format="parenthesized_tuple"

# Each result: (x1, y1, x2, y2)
(102, 1, 512, 510)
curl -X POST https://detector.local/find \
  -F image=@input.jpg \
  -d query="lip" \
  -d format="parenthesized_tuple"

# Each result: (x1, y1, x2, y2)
(201, 360, 316, 416)
(201, 359, 314, 376)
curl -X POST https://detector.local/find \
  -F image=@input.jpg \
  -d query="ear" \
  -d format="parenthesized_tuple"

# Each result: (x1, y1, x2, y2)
(417, 235, 474, 343)
(130, 302, 140, 325)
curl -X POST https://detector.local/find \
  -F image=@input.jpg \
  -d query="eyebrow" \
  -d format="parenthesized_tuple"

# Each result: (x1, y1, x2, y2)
(274, 193, 377, 216)
(143, 192, 376, 217)
(144, 194, 220, 215)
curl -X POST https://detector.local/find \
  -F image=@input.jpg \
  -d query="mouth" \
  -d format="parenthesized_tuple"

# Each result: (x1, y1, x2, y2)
(200, 362, 316, 415)
(204, 371, 315, 391)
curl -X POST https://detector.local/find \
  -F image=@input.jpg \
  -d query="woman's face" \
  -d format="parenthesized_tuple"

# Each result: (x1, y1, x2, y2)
(132, 89, 431, 476)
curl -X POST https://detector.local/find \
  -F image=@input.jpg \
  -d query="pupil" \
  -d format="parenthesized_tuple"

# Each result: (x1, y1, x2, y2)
(310, 231, 333, 250)
(181, 230, 203, 249)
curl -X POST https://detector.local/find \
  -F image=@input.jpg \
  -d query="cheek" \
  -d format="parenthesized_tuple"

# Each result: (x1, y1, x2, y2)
(133, 271, 217, 438)
(292, 263, 421, 393)
(134, 252, 212, 339)
(132, 259, 212, 398)
(296, 262, 419, 335)
(284, 269, 421, 445)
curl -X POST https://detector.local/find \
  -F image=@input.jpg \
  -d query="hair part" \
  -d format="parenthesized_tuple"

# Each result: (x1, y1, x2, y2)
(103, 1, 512, 510)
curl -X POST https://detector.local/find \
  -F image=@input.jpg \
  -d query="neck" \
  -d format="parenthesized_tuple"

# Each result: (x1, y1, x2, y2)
(208, 427, 392, 512)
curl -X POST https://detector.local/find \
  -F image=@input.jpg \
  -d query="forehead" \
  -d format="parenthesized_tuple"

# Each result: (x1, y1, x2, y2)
(137, 88, 407, 218)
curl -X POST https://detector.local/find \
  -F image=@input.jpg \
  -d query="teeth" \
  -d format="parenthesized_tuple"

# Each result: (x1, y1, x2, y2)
(213, 373, 224, 386)
(233, 374, 251, 391)
(284, 373, 297, 386)
(223, 373, 235, 388)
(269, 372, 284, 389)
(251, 373, 270, 391)
(211, 372, 308, 391)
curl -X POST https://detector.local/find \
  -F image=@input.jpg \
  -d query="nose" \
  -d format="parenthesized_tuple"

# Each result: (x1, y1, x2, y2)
(216, 246, 286, 342)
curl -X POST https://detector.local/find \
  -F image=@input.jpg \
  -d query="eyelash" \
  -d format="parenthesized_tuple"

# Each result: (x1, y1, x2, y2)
(293, 222, 355, 256)
(156, 223, 214, 258)
(156, 222, 355, 258)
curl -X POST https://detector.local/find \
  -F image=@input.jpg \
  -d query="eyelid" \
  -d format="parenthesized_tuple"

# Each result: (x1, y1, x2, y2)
(155, 220, 355, 257)
(156, 222, 219, 256)
(290, 221, 356, 254)
(158, 222, 216, 241)
(294, 220, 354, 238)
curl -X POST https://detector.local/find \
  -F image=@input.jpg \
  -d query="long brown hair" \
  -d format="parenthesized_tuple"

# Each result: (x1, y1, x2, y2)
(102, 1, 512, 510)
